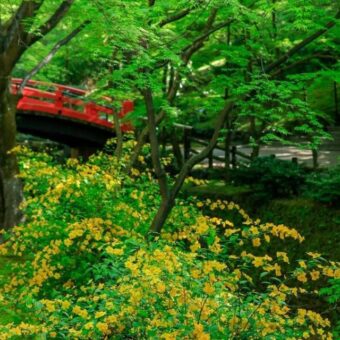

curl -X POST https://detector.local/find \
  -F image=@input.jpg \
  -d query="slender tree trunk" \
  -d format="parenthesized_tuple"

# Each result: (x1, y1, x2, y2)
(334, 81, 339, 124)
(143, 88, 169, 201)
(171, 130, 183, 170)
(149, 102, 234, 234)
(0, 0, 75, 232)
(125, 110, 166, 174)
(113, 110, 123, 159)
(0, 79, 22, 230)
(224, 121, 232, 180)
(251, 144, 260, 160)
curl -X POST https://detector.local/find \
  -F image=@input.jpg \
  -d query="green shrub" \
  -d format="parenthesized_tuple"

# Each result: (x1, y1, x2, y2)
(0, 145, 339, 339)
(232, 157, 307, 200)
(304, 166, 340, 206)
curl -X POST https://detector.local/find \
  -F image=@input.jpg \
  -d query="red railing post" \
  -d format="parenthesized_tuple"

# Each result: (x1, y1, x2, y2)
(55, 87, 63, 114)
(85, 102, 95, 117)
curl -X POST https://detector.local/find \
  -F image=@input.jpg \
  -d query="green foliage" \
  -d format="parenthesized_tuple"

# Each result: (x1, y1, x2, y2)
(232, 157, 307, 200)
(304, 166, 340, 206)
(7, 0, 338, 146)
(0, 145, 339, 339)
(320, 279, 340, 338)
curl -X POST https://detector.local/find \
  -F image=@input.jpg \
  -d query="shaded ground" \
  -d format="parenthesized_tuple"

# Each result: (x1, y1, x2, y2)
(229, 145, 338, 168)
(191, 144, 339, 168)
(183, 181, 340, 261)
(191, 127, 340, 168)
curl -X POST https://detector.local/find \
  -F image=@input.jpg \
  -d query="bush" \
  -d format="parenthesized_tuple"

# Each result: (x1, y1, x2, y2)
(304, 166, 340, 206)
(0, 144, 339, 339)
(232, 157, 307, 200)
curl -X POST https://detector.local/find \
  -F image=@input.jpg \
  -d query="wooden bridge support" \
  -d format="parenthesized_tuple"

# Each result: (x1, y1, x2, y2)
(67, 146, 97, 160)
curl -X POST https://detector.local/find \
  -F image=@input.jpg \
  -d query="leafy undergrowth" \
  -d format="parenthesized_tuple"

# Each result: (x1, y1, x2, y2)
(0, 143, 339, 339)
(0, 256, 19, 325)
(184, 179, 340, 260)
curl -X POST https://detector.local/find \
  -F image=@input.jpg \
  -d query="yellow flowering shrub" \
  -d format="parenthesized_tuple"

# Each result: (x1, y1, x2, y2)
(0, 144, 339, 339)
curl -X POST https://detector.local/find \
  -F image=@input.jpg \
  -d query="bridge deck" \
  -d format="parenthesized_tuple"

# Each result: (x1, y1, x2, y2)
(11, 78, 133, 146)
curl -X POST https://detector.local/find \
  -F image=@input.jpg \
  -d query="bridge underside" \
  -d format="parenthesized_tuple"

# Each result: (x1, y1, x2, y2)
(17, 112, 115, 148)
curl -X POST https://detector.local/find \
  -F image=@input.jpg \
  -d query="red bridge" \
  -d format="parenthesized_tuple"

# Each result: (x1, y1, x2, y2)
(11, 78, 134, 147)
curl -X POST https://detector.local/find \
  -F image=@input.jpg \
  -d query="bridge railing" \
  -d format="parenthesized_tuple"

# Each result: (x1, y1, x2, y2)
(11, 78, 133, 131)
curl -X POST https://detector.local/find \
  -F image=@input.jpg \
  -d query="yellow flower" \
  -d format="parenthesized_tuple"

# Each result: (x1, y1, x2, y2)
(106, 247, 124, 256)
(307, 252, 321, 259)
(191, 269, 202, 279)
(156, 282, 166, 293)
(131, 168, 140, 176)
(64, 239, 73, 247)
(95, 311, 106, 318)
(203, 282, 215, 295)
(61, 300, 71, 309)
(252, 238, 261, 247)
(297, 272, 307, 283)
(96, 322, 109, 334)
(193, 323, 210, 340)
(277, 252, 289, 263)
(72, 305, 88, 319)
(298, 260, 307, 269)
(229, 316, 239, 330)
(310, 270, 320, 281)
(225, 228, 240, 237)
(41, 300, 55, 313)
(190, 242, 201, 253)
(84, 322, 94, 330)
(249, 226, 259, 235)
(323, 267, 334, 277)
(106, 315, 118, 323)
(274, 263, 282, 276)
(252, 257, 264, 267)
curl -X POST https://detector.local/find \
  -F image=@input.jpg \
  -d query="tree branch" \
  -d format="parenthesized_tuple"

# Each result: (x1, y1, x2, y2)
(19, 20, 90, 93)
(159, 8, 192, 27)
(264, 11, 340, 74)
(128, 9, 231, 171)
(270, 54, 338, 77)
(167, 8, 220, 98)
(182, 18, 234, 62)
(27, 0, 75, 46)
(2, 1, 43, 53)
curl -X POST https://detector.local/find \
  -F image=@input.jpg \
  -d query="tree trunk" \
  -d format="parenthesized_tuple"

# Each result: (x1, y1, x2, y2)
(171, 130, 183, 170)
(143, 88, 169, 201)
(224, 123, 232, 180)
(125, 110, 165, 174)
(251, 144, 260, 160)
(0, 80, 22, 230)
(113, 111, 123, 159)
(149, 102, 234, 234)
